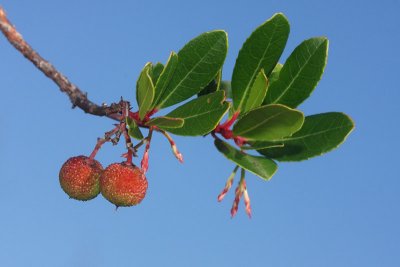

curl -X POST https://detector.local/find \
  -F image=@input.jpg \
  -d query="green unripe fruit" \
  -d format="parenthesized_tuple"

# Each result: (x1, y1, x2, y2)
(59, 156, 103, 201)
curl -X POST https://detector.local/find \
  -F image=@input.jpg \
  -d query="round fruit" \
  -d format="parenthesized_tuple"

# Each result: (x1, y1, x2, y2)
(59, 156, 103, 201)
(101, 163, 148, 207)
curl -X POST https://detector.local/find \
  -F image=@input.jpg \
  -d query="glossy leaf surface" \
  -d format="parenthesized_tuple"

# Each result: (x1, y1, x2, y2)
(152, 52, 178, 109)
(241, 141, 284, 150)
(240, 69, 269, 114)
(264, 37, 329, 107)
(232, 13, 290, 112)
(136, 63, 155, 120)
(233, 104, 304, 141)
(156, 31, 228, 109)
(258, 112, 354, 161)
(151, 62, 164, 85)
(146, 116, 184, 130)
(214, 139, 278, 181)
(165, 91, 229, 136)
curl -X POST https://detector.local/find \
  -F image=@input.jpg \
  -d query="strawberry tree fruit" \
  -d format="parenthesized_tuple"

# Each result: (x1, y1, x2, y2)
(59, 156, 103, 201)
(101, 163, 148, 207)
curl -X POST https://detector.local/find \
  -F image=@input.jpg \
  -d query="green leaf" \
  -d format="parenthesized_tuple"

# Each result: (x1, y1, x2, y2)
(240, 69, 269, 114)
(232, 13, 290, 112)
(146, 116, 184, 130)
(136, 63, 155, 120)
(233, 104, 304, 141)
(156, 30, 228, 109)
(258, 112, 354, 161)
(198, 69, 222, 97)
(165, 91, 229, 136)
(151, 62, 164, 85)
(126, 117, 144, 140)
(152, 52, 178, 109)
(269, 63, 283, 85)
(214, 139, 278, 181)
(241, 141, 284, 150)
(264, 37, 329, 108)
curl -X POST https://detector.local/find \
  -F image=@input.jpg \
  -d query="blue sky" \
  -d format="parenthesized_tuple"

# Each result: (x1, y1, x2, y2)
(0, 1, 399, 266)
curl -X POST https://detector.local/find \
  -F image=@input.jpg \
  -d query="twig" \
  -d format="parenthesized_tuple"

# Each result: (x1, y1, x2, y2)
(0, 6, 121, 120)
(89, 126, 121, 160)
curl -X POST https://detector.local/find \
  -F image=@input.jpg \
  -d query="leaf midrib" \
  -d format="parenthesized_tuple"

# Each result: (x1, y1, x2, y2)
(172, 104, 226, 120)
(237, 24, 279, 111)
(139, 72, 154, 119)
(280, 124, 351, 142)
(236, 110, 285, 136)
(244, 72, 268, 111)
(272, 40, 325, 104)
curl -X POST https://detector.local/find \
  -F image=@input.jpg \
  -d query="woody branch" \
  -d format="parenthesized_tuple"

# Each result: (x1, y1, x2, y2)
(0, 6, 121, 121)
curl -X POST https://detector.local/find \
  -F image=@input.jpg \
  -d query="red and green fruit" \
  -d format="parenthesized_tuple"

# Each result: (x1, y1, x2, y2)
(59, 156, 103, 201)
(101, 163, 148, 207)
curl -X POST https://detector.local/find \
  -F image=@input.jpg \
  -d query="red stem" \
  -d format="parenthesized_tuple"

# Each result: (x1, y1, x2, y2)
(213, 111, 246, 146)
(89, 126, 120, 160)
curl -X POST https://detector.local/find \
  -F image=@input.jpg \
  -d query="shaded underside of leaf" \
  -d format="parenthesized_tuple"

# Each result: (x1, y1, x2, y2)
(232, 13, 290, 111)
(165, 91, 229, 136)
(198, 69, 222, 97)
(258, 112, 354, 161)
(264, 37, 329, 108)
(214, 139, 278, 181)
(156, 31, 228, 109)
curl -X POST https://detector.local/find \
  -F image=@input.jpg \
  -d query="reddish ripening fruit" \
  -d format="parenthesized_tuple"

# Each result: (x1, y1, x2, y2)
(59, 156, 103, 201)
(101, 163, 148, 207)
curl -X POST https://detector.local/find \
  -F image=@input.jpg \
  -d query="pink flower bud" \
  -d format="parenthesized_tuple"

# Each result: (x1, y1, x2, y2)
(230, 186, 242, 218)
(172, 144, 184, 163)
(243, 188, 252, 218)
(141, 150, 149, 173)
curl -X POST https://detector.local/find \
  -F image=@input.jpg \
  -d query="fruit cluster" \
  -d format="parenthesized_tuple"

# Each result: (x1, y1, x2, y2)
(59, 156, 148, 207)
(58, 100, 182, 209)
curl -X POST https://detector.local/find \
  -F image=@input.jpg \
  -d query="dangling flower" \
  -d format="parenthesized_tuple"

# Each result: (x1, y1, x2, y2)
(217, 165, 239, 202)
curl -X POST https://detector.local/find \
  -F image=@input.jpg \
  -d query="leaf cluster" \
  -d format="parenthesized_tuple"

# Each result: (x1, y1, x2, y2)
(133, 13, 354, 181)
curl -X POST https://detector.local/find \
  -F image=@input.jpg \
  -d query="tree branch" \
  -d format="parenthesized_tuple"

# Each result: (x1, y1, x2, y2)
(0, 6, 121, 120)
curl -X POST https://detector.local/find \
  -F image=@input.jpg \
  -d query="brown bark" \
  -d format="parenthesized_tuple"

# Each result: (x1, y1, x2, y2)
(0, 6, 121, 120)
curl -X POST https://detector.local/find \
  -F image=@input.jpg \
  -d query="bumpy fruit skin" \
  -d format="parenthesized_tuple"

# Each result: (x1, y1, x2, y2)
(101, 163, 148, 207)
(59, 156, 103, 201)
